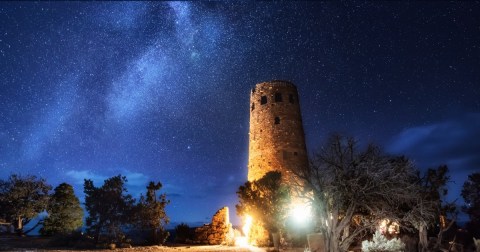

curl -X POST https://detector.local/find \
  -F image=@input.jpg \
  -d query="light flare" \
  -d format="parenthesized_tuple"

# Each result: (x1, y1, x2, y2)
(242, 215, 253, 237)
(235, 214, 253, 247)
(290, 202, 312, 225)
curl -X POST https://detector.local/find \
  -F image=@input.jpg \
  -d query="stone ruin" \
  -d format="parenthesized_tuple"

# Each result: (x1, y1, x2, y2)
(194, 206, 233, 245)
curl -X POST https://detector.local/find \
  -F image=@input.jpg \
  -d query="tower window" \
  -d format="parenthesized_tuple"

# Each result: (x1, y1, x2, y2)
(261, 96, 267, 105)
(275, 93, 282, 102)
(251, 102, 255, 111)
(274, 117, 280, 124)
(289, 94, 295, 104)
(294, 152, 298, 156)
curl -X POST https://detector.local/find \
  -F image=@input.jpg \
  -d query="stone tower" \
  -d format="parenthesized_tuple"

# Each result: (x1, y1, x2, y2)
(247, 80, 308, 182)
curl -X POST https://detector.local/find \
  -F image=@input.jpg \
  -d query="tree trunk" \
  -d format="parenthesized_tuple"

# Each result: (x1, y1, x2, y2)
(436, 217, 456, 249)
(327, 232, 341, 252)
(342, 226, 349, 241)
(153, 228, 158, 244)
(436, 230, 444, 250)
(95, 227, 101, 244)
(418, 224, 428, 252)
(16, 216, 23, 235)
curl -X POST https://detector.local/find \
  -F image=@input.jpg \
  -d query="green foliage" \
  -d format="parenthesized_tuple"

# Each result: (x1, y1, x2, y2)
(0, 174, 51, 234)
(361, 231, 405, 252)
(40, 183, 83, 236)
(236, 171, 291, 233)
(461, 172, 480, 237)
(133, 181, 170, 245)
(175, 223, 193, 243)
(84, 175, 135, 243)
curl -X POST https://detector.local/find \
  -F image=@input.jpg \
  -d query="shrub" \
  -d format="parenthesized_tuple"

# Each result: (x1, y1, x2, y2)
(175, 223, 193, 243)
(362, 231, 405, 252)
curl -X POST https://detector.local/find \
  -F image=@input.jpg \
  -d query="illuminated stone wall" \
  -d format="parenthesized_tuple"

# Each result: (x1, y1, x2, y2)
(247, 80, 308, 183)
(194, 207, 233, 245)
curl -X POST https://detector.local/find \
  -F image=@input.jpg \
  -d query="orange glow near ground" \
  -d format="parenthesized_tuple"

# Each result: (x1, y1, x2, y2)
(242, 215, 253, 237)
(235, 215, 253, 247)
(379, 219, 400, 235)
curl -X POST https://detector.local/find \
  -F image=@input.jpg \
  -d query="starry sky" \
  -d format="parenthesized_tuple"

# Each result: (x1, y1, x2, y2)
(1, 2, 479, 227)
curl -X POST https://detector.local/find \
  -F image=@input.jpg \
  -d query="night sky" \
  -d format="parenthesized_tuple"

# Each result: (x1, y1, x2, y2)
(1, 2, 479, 226)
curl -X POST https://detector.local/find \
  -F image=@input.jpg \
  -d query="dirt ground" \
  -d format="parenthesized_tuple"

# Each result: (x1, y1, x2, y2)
(0, 244, 306, 252)
(0, 236, 305, 252)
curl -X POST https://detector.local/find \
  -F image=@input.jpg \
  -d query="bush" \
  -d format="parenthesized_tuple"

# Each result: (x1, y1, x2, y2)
(47, 231, 95, 249)
(175, 223, 193, 243)
(362, 231, 405, 252)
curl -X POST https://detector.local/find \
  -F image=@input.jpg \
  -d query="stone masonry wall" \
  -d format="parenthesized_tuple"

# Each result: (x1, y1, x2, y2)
(194, 207, 233, 245)
(247, 80, 308, 183)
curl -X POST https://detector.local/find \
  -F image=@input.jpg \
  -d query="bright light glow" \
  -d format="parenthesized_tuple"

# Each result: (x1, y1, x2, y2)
(290, 203, 312, 224)
(242, 215, 253, 237)
(379, 219, 400, 235)
(235, 236, 249, 247)
(234, 215, 253, 247)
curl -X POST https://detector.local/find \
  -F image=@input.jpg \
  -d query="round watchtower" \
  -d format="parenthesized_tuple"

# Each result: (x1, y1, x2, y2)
(247, 80, 308, 182)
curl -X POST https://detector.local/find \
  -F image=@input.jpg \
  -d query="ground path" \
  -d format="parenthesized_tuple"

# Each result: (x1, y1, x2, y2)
(1, 245, 305, 252)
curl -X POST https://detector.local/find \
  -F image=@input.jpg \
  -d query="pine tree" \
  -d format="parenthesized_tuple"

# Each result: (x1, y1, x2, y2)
(40, 183, 83, 236)
(84, 175, 135, 243)
(134, 181, 170, 245)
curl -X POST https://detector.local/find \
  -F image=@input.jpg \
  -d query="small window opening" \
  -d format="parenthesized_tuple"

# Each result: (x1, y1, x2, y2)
(275, 93, 282, 102)
(294, 152, 298, 156)
(289, 94, 295, 103)
(251, 102, 255, 111)
(261, 96, 267, 105)
(274, 117, 280, 124)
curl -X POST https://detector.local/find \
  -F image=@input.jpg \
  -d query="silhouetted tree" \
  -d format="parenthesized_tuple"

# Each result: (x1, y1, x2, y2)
(461, 172, 480, 238)
(0, 174, 51, 234)
(84, 175, 135, 243)
(174, 223, 193, 243)
(236, 171, 290, 243)
(40, 183, 83, 236)
(133, 181, 170, 245)
(422, 165, 457, 248)
(294, 135, 437, 252)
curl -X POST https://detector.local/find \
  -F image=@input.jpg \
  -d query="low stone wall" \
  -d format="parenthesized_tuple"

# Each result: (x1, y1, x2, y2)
(194, 207, 233, 245)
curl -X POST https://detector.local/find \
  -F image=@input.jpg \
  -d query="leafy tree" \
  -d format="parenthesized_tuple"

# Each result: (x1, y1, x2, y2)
(0, 174, 51, 234)
(40, 183, 83, 236)
(236, 171, 290, 244)
(461, 172, 480, 237)
(294, 135, 437, 252)
(84, 175, 135, 243)
(133, 181, 170, 245)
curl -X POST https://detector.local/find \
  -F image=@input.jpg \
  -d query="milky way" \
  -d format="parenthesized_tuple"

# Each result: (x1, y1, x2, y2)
(1, 2, 479, 225)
